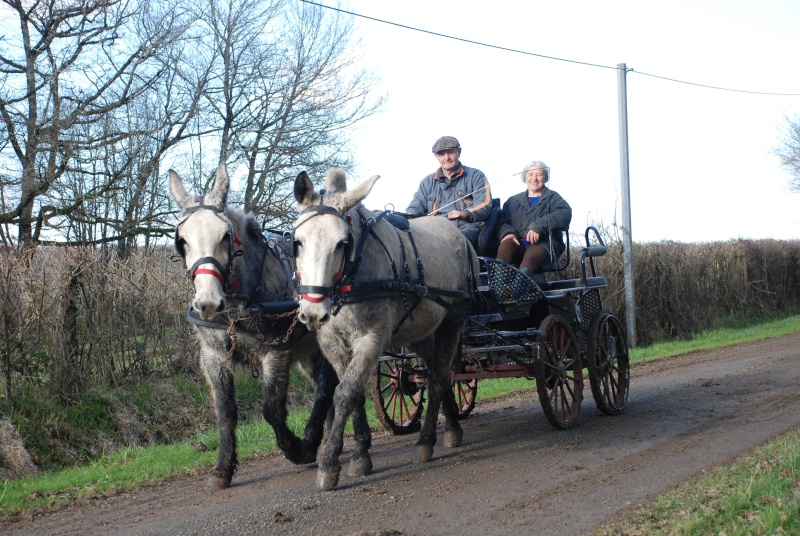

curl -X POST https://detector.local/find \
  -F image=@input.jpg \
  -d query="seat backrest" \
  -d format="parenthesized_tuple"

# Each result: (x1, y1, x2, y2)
(476, 201, 569, 273)
(540, 228, 570, 273)
(475, 198, 501, 257)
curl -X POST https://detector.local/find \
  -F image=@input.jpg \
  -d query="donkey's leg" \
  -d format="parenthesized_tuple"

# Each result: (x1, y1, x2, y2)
(441, 329, 466, 449)
(261, 350, 306, 464)
(440, 378, 464, 448)
(316, 378, 352, 490)
(298, 349, 338, 464)
(317, 334, 382, 490)
(347, 391, 373, 477)
(409, 337, 439, 464)
(200, 341, 238, 489)
(413, 319, 466, 463)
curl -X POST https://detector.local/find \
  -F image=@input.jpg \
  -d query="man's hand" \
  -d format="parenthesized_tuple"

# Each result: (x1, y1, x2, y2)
(525, 229, 541, 244)
(447, 210, 472, 222)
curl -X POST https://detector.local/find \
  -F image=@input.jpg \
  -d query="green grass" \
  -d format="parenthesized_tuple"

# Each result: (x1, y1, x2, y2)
(596, 427, 800, 535)
(475, 377, 532, 400)
(2, 314, 799, 524)
(629, 314, 800, 363)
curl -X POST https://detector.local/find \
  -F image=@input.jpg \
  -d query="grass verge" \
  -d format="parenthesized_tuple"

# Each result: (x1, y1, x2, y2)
(596, 426, 800, 535)
(629, 314, 800, 363)
(1, 314, 799, 525)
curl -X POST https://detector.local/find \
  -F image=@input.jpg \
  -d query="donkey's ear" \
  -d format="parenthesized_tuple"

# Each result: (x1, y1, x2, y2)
(339, 174, 380, 211)
(294, 171, 319, 207)
(169, 170, 189, 208)
(324, 168, 348, 193)
(207, 163, 229, 209)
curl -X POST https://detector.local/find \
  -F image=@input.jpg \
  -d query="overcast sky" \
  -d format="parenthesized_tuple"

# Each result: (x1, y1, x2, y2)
(328, 0, 800, 243)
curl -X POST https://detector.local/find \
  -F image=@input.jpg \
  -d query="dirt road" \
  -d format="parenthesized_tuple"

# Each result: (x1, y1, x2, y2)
(3, 333, 800, 536)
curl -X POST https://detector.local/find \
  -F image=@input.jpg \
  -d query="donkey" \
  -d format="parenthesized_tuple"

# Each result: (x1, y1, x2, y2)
(170, 163, 343, 489)
(292, 168, 479, 491)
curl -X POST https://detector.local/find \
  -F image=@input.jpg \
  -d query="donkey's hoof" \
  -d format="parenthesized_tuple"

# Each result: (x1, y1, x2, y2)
(316, 468, 340, 491)
(413, 444, 433, 464)
(347, 456, 373, 477)
(207, 474, 232, 489)
(443, 428, 463, 448)
(282, 437, 306, 465)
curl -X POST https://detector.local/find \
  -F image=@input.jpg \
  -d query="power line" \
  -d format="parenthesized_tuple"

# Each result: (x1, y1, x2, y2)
(632, 70, 800, 96)
(301, 1, 616, 71)
(301, 0, 800, 97)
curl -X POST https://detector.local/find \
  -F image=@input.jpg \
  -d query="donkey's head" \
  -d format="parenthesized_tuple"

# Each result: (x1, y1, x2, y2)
(170, 163, 241, 321)
(292, 168, 379, 330)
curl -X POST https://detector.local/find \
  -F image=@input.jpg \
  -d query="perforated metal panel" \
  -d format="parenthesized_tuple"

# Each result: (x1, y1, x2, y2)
(485, 259, 546, 305)
(581, 288, 602, 328)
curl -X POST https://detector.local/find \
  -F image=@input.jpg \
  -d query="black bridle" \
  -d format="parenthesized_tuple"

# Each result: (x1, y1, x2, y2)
(174, 204, 243, 289)
(291, 203, 354, 302)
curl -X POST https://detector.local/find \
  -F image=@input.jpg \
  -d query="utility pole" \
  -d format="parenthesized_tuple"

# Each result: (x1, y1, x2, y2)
(617, 63, 637, 347)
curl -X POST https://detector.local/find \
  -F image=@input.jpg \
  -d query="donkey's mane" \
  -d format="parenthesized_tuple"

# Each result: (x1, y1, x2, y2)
(224, 206, 268, 247)
(230, 207, 294, 301)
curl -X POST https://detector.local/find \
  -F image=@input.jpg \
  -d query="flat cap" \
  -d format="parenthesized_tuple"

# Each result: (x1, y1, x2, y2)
(432, 136, 460, 153)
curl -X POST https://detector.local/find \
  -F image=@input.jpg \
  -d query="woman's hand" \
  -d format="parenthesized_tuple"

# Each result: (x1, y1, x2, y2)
(525, 230, 541, 244)
(501, 233, 520, 245)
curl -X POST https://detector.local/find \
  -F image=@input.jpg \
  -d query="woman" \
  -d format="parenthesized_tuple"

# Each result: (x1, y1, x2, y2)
(497, 160, 572, 279)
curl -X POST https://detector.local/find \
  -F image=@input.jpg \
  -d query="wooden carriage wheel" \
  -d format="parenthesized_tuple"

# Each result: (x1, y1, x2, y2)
(587, 311, 630, 415)
(371, 355, 425, 435)
(534, 314, 583, 429)
(452, 377, 477, 419)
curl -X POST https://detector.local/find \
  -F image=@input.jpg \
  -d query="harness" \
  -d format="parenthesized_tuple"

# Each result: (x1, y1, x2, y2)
(292, 203, 475, 333)
(175, 204, 305, 348)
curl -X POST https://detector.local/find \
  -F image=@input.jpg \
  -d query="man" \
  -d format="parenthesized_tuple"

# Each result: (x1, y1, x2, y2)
(406, 136, 493, 248)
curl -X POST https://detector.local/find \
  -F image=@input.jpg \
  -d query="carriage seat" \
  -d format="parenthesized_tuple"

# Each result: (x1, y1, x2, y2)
(480, 226, 570, 289)
(474, 198, 568, 273)
(475, 198, 501, 257)
(540, 228, 570, 273)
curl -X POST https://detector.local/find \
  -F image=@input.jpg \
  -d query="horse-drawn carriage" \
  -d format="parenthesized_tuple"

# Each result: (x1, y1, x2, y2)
(371, 225, 630, 434)
(173, 164, 629, 491)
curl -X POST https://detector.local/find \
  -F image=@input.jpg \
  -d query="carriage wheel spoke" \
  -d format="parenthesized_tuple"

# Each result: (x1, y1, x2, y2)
(535, 315, 582, 430)
(588, 312, 630, 415)
(371, 358, 424, 435)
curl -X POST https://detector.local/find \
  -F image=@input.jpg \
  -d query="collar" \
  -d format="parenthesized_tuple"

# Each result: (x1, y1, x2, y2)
(519, 186, 549, 199)
(435, 164, 465, 184)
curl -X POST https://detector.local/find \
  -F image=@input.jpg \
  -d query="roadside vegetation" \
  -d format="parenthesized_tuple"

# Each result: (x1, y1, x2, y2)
(596, 426, 800, 536)
(1, 233, 799, 528)
(1, 314, 799, 533)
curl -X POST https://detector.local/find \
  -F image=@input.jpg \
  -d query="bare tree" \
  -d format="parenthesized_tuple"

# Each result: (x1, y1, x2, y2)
(0, 0, 383, 246)
(775, 113, 800, 193)
(195, 0, 384, 229)
(87, 54, 215, 254)
(0, 0, 189, 246)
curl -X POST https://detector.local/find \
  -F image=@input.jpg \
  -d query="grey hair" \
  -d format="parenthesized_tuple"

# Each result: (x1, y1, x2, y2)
(521, 160, 550, 182)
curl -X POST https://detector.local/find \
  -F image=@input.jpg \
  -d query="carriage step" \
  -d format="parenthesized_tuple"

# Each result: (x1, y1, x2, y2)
(542, 276, 607, 293)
